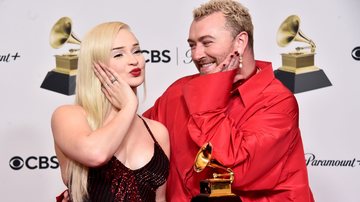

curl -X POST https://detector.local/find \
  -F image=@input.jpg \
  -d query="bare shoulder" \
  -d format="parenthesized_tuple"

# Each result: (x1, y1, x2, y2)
(141, 117, 170, 157)
(142, 117, 168, 137)
(51, 105, 87, 133)
(52, 105, 85, 120)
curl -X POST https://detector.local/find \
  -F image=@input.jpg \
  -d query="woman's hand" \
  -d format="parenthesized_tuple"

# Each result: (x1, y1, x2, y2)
(93, 62, 138, 110)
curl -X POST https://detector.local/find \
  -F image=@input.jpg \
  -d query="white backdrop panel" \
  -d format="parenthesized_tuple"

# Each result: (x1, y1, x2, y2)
(0, 0, 359, 201)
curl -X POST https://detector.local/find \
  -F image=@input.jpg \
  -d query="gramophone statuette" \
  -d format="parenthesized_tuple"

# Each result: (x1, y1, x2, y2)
(41, 16, 81, 95)
(191, 142, 241, 202)
(274, 15, 331, 93)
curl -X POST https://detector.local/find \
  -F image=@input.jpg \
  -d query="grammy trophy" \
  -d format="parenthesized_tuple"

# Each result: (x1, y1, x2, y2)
(191, 142, 241, 202)
(41, 17, 80, 95)
(274, 15, 331, 93)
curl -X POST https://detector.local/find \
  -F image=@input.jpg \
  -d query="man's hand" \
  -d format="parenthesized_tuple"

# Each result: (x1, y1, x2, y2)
(216, 51, 244, 83)
(56, 189, 69, 202)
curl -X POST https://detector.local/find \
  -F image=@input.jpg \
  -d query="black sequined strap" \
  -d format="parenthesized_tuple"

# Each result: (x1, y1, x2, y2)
(138, 115, 157, 144)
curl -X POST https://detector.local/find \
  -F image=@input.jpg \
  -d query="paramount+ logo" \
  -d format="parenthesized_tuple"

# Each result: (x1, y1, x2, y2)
(305, 153, 360, 167)
(9, 155, 59, 170)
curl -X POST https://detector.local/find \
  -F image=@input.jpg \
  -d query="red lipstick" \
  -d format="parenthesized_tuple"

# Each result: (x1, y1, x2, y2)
(130, 68, 141, 77)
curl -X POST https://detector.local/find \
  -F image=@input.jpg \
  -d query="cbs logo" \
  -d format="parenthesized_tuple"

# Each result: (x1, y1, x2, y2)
(142, 50, 171, 63)
(352, 46, 360, 61)
(9, 156, 59, 170)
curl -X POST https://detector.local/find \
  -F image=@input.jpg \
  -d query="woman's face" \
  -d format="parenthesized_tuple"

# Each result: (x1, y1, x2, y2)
(109, 28, 145, 88)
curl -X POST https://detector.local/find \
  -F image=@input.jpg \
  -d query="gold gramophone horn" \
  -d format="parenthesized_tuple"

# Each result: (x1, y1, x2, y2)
(276, 15, 316, 52)
(194, 142, 234, 183)
(50, 16, 81, 49)
(194, 142, 213, 173)
(192, 142, 241, 199)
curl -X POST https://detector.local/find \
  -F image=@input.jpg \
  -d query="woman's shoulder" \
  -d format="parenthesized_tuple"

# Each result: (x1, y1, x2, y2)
(142, 118, 168, 138)
(53, 104, 84, 113)
(52, 104, 86, 123)
(141, 117, 170, 156)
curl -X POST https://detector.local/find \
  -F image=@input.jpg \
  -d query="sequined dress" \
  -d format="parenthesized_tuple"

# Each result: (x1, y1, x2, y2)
(85, 117, 169, 202)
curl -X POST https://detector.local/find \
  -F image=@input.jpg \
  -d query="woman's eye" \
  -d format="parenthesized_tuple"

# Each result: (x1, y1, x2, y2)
(113, 53, 123, 58)
(134, 50, 142, 54)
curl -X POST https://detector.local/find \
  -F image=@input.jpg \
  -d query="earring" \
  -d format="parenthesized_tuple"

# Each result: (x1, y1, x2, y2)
(239, 53, 243, 68)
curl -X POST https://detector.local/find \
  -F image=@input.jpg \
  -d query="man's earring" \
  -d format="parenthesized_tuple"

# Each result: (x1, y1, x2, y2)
(239, 53, 243, 68)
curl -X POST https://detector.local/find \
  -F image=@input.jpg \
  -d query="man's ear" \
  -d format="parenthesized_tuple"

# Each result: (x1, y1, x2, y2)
(234, 31, 248, 54)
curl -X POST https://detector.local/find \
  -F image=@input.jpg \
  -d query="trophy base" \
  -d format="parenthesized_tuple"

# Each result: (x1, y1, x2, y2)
(41, 71, 76, 95)
(191, 194, 242, 202)
(274, 69, 332, 93)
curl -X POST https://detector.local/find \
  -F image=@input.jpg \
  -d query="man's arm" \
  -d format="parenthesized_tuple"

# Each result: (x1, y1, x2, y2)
(183, 70, 300, 189)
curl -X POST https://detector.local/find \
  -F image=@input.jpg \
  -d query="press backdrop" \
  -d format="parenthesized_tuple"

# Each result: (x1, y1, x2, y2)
(1, 0, 359, 201)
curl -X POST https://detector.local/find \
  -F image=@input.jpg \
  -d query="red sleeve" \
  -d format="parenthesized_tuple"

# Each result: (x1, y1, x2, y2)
(143, 100, 158, 120)
(56, 189, 68, 202)
(183, 70, 300, 189)
(143, 75, 193, 124)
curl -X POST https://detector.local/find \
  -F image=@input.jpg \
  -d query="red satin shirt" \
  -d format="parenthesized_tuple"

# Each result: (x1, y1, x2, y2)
(144, 61, 314, 202)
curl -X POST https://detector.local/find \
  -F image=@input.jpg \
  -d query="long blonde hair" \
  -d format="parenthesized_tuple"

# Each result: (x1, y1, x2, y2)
(68, 21, 129, 202)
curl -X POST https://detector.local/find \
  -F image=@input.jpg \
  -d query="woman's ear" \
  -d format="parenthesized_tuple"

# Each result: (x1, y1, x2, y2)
(234, 31, 248, 54)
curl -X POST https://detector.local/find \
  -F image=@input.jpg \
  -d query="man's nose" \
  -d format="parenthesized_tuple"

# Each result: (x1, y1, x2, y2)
(191, 45, 206, 61)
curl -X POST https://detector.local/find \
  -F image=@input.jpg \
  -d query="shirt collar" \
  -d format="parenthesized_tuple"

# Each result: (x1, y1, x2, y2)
(232, 60, 274, 107)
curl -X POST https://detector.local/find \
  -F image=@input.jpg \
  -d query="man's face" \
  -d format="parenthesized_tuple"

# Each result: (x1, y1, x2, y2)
(188, 12, 235, 75)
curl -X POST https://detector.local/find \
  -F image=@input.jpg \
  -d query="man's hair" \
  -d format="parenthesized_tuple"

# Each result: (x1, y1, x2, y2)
(193, 0, 254, 49)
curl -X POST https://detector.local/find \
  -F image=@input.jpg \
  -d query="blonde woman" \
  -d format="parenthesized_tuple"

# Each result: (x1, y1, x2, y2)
(52, 21, 169, 202)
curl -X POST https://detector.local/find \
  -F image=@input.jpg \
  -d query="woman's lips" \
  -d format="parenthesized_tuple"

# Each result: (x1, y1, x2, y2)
(130, 68, 141, 77)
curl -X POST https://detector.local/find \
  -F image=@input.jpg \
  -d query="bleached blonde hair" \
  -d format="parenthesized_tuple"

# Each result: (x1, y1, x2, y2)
(193, 0, 254, 49)
(68, 21, 129, 202)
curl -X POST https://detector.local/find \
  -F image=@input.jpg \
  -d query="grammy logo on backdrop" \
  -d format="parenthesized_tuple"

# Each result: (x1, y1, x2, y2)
(191, 142, 241, 202)
(274, 15, 331, 93)
(41, 17, 81, 95)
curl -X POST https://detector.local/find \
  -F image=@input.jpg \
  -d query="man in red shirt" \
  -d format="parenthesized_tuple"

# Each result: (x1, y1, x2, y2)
(143, 0, 314, 201)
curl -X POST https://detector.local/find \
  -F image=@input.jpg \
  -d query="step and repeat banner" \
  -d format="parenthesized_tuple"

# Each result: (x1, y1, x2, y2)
(1, 0, 359, 201)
